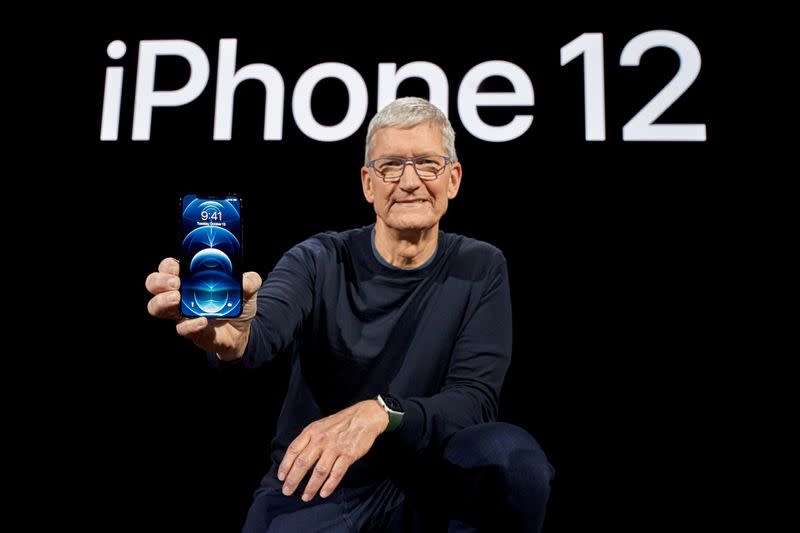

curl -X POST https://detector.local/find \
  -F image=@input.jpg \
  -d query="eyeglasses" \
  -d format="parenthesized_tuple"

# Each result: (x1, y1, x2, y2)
(368, 155, 451, 182)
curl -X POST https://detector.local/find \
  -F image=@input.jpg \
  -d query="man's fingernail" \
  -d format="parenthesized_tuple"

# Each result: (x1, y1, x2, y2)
(301, 493, 311, 502)
(282, 486, 291, 496)
(169, 278, 179, 289)
(320, 490, 329, 498)
(277, 472, 284, 481)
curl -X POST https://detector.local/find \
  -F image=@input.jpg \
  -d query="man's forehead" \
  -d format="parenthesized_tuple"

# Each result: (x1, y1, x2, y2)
(372, 123, 444, 153)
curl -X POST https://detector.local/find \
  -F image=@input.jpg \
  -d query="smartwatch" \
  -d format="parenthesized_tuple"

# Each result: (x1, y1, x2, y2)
(375, 393, 404, 433)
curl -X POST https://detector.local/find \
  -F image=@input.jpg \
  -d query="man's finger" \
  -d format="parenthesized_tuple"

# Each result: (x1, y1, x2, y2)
(243, 271, 263, 299)
(145, 272, 180, 295)
(158, 257, 180, 276)
(278, 433, 311, 490)
(318, 455, 352, 499)
(176, 317, 208, 337)
(301, 451, 338, 502)
(278, 434, 310, 481)
(282, 446, 321, 497)
(147, 290, 181, 319)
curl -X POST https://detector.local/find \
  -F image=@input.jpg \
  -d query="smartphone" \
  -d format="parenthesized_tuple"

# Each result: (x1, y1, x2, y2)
(179, 194, 243, 318)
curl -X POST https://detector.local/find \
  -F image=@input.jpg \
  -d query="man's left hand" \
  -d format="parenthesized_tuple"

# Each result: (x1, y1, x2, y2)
(278, 399, 389, 502)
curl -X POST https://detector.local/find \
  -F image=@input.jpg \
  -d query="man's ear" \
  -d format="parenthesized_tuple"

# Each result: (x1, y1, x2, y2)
(361, 167, 375, 204)
(447, 162, 463, 200)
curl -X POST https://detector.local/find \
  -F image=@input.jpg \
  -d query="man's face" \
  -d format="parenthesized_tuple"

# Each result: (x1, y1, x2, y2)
(361, 122, 462, 233)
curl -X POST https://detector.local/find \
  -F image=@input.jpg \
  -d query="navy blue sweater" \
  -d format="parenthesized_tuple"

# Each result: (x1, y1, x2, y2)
(209, 223, 512, 487)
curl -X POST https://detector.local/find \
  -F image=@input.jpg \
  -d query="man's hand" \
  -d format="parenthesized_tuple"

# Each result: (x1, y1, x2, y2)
(278, 399, 389, 502)
(145, 257, 262, 360)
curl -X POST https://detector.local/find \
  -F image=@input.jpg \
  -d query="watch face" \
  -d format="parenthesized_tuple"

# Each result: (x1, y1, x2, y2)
(383, 395, 402, 412)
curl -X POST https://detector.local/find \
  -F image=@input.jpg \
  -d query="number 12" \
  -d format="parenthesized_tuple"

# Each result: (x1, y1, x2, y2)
(560, 30, 706, 142)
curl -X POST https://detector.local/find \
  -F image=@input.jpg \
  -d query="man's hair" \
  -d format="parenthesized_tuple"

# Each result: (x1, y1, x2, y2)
(364, 97, 458, 165)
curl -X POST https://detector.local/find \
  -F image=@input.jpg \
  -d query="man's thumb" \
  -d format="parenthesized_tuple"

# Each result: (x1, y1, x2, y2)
(243, 272, 263, 299)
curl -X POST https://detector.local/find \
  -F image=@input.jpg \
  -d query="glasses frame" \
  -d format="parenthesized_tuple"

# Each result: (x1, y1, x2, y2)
(368, 155, 452, 182)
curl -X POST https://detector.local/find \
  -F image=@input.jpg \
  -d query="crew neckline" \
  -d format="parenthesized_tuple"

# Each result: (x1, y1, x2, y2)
(370, 225, 439, 271)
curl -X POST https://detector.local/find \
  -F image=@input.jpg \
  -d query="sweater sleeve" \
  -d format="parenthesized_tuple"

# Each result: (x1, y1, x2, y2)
(389, 252, 513, 456)
(206, 238, 323, 369)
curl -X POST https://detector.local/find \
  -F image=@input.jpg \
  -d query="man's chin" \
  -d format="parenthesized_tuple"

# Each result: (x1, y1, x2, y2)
(381, 215, 438, 233)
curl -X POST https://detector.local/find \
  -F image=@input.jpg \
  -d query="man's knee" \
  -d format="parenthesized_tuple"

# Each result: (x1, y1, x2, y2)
(442, 422, 554, 503)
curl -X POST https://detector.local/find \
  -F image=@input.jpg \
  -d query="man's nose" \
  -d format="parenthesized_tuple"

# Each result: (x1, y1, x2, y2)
(398, 160, 422, 189)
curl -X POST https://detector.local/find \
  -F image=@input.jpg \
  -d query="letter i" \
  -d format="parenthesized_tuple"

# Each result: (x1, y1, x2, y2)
(100, 40, 126, 141)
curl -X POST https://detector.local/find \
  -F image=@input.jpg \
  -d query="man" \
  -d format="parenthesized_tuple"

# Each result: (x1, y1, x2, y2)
(146, 97, 553, 532)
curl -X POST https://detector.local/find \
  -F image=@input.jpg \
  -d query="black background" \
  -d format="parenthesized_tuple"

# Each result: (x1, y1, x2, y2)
(55, 7, 740, 532)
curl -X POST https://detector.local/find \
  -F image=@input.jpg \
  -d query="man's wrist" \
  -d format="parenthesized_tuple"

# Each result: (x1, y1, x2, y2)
(371, 399, 391, 433)
(216, 347, 243, 362)
(216, 325, 251, 361)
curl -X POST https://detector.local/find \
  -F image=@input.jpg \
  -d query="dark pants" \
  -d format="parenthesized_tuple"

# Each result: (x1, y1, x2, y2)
(242, 422, 554, 532)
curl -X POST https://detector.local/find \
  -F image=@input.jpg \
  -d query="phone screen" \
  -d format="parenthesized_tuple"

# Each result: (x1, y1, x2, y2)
(180, 194, 243, 318)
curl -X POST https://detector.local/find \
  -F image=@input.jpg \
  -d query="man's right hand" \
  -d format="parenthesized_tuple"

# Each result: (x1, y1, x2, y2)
(145, 257, 263, 361)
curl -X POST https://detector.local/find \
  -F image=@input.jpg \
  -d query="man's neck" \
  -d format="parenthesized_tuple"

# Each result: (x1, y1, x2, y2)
(374, 219, 438, 269)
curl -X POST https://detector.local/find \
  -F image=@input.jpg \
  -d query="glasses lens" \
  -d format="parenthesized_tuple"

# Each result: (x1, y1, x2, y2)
(373, 158, 405, 179)
(414, 156, 447, 178)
